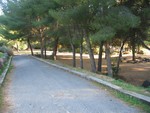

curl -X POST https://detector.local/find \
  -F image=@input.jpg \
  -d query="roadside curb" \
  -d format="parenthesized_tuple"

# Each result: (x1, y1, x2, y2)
(0, 56, 12, 86)
(31, 56, 150, 104)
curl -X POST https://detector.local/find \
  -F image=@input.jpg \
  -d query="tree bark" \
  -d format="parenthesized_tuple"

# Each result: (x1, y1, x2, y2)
(84, 30, 96, 72)
(68, 26, 76, 67)
(139, 38, 150, 50)
(52, 37, 59, 60)
(27, 37, 34, 56)
(105, 42, 113, 77)
(71, 43, 76, 67)
(131, 37, 136, 61)
(44, 37, 47, 59)
(97, 41, 104, 72)
(116, 38, 128, 74)
(40, 36, 44, 58)
(80, 37, 83, 69)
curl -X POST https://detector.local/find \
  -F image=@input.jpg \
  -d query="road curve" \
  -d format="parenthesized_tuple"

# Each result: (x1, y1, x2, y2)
(5, 55, 141, 113)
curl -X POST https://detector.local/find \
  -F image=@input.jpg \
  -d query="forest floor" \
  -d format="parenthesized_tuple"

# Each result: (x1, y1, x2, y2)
(55, 52, 150, 86)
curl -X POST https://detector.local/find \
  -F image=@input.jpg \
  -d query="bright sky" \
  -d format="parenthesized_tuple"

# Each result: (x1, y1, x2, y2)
(0, 5, 3, 15)
(0, 0, 6, 15)
(0, 9, 3, 15)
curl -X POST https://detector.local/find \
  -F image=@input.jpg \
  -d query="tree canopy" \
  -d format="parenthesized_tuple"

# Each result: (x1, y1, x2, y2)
(0, 0, 149, 76)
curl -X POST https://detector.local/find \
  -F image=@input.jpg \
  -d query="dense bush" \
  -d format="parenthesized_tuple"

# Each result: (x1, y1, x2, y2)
(0, 52, 3, 58)
(0, 40, 8, 46)
(0, 51, 9, 70)
(0, 46, 13, 56)
(0, 52, 4, 69)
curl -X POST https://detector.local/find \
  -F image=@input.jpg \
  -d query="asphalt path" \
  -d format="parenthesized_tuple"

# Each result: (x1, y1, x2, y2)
(5, 55, 141, 113)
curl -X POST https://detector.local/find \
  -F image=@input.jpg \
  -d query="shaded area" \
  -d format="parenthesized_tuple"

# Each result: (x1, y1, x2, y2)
(56, 54, 150, 86)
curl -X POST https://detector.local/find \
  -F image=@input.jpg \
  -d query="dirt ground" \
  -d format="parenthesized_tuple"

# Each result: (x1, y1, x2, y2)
(56, 53, 150, 86)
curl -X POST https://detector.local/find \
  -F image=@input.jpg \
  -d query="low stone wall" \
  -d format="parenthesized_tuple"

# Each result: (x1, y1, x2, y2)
(0, 56, 12, 85)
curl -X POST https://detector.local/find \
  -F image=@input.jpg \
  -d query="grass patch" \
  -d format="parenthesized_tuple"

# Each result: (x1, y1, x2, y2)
(0, 79, 7, 113)
(0, 86, 3, 111)
(112, 79, 150, 96)
(0, 63, 7, 76)
(0, 58, 10, 76)
(0, 52, 4, 58)
(0, 57, 12, 112)
(113, 91, 150, 113)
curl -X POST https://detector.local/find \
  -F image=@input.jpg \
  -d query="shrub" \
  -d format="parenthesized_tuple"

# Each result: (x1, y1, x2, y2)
(0, 58, 4, 69)
(0, 52, 3, 58)
(0, 46, 13, 56)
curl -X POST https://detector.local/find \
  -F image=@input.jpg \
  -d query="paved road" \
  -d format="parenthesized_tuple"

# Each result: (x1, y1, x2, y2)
(5, 55, 141, 113)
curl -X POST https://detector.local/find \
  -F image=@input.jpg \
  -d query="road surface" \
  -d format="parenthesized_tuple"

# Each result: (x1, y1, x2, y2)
(5, 55, 141, 113)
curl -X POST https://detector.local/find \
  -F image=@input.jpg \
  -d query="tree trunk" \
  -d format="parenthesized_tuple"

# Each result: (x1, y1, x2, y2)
(105, 42, 113, 77)
(137, 43, 140, 53)
(116, 38, 128, 74)
(27, 37, 34, 55)
(139, 37, 150, 50)
(97, 41, 104, 72)
(44, 47, 47, 59)
(40, 36, 44, 58)
(80, 37, 83, 69)
(44, 37, 47, 59)
(52, 37, 59, 60)
(71, 43, 76, 67)
(131, 37, 136, 61)
(84, 30, 96, 72)
(16, 43, 19, 52)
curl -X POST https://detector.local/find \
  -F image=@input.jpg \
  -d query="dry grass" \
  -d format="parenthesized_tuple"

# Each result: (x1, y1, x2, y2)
(56, 54, 150, 86)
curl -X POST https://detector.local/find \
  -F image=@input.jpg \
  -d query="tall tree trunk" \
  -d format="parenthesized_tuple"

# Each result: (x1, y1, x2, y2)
(16, 43, 19, 52)
(84, 30, 96, 72)
(40, 37, 44, 58)
(26, 41, 30, 50)
(44, 37, 47, 59)
(68, 26, 76, 67)
(27, 37, 34, 55)
(80, 37, 83, 69)
(116, 38, 128, 74)
(76, 25, 84, 69)
(131, 37, 136, 61)
(52, 37, 59, 60)
(97, 41, 104, 72)
(105, 42, 113, 77)
(70, 42, 76, 67)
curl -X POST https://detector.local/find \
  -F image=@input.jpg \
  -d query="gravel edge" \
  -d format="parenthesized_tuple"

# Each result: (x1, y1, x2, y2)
(31, 55, 150, 104)
(0, 56, 12, 86)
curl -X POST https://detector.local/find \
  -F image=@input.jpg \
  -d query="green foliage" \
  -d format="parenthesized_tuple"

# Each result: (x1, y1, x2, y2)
(0, 46, 13, 56)
(0, 39, 7, 46)
(113, 91, 150, 113)
(112, 79, 150, 96)
(0, 0, 149, 79)
(0, 52, 3, 58)
(91, 27, 116, 42)
(0, 0, 142, 47)
(106, 6, 140, 31)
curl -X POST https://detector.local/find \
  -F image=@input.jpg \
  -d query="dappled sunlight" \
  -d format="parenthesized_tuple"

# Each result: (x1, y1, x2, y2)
(56, 54, 150, 86)
(132, 67, 150, 72)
